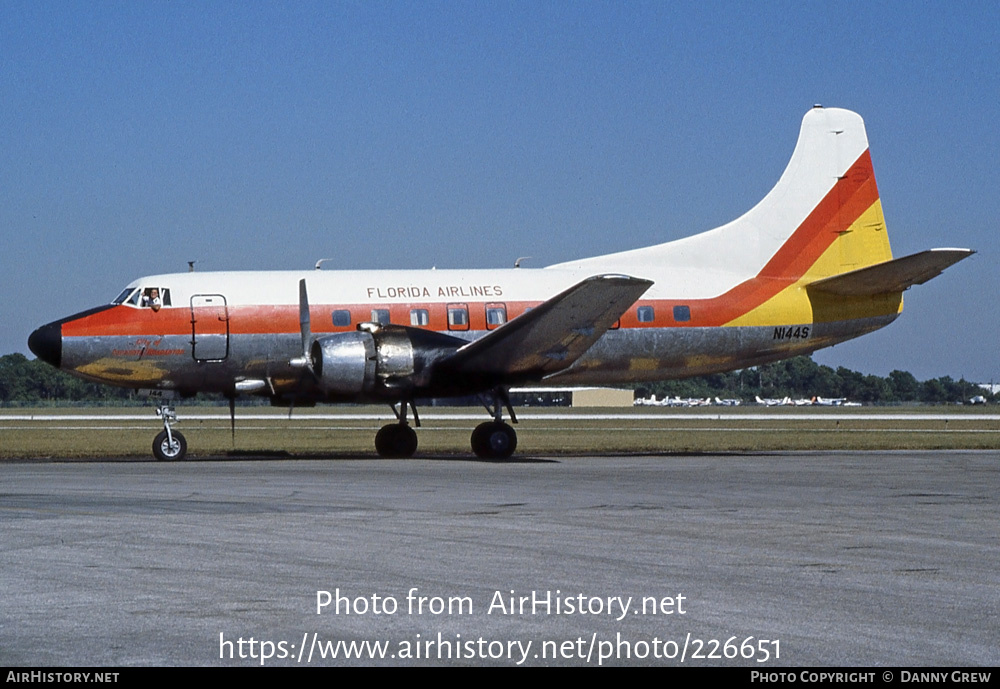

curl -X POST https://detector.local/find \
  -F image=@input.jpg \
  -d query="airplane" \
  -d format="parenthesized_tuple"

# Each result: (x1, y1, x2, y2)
(756, 396, 793, 407)
(27, 106, 973, 461)
(813, 396, 848, 406)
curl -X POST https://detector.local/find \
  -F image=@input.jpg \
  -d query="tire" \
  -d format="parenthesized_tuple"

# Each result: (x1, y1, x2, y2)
(153, 430, 187, 461)
(374, 424, 418, 458)
(471, 421, 517, 459)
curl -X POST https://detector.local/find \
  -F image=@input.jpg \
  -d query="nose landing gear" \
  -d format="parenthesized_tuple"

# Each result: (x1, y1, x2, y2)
(152, 406, 187, 461)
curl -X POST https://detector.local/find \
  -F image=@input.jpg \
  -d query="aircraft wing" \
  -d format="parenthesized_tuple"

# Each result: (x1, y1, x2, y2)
(806, 248, 974, 297)
(441, 274, 653, 379)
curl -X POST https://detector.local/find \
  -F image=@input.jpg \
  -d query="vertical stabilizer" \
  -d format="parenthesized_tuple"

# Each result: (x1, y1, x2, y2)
(548, 107, 894, 290)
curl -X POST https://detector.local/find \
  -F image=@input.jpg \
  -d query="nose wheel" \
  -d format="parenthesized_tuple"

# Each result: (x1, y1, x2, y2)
(152, 406, 187, 461)
(153, 429, 187, 461)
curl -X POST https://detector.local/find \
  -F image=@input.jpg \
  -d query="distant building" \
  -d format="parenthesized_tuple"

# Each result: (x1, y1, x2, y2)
(570, 388, 635, 407)
(511, 387, 634, 408)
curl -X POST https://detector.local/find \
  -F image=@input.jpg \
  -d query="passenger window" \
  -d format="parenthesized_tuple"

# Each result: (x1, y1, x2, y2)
(332, 310, 351, 327)
(371, 309, 391, 325)
(485, 303, 507, 329)
(637, 306, 655, 323)
(410, 309, 429, 326)
(447, 304, 469, 331)
(673, 305, 691, 322)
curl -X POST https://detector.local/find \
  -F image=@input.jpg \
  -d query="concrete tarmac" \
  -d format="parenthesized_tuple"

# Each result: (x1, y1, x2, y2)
(1, 452, 997, 666)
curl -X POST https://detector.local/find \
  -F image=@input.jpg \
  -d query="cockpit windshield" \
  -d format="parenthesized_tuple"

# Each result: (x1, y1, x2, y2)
(113, 287, 171, 310)
(113, 288, 139, 305)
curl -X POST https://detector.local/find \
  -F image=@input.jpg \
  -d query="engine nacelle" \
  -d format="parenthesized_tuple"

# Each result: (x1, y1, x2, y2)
(310, 331, 378, 395)
(310, 325, 422, 396)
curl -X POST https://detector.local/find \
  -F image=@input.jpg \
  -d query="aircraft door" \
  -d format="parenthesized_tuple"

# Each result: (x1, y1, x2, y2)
(190, 294, 230, 361)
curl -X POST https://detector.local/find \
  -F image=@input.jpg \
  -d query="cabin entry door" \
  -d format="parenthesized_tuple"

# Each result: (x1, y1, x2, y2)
(190, 294, 230, 361)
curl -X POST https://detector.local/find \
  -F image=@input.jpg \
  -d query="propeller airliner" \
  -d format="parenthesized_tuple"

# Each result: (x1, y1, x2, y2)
(28, 107, 972, 460)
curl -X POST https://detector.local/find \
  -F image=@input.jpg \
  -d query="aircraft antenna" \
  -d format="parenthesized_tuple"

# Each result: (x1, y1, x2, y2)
(187, 261, 196, 272)
(514, 256, 532, 268)
(315, 258, 334, 270)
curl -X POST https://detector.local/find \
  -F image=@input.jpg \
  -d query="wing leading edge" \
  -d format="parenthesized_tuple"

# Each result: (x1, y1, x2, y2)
(441, 274, 653, 380)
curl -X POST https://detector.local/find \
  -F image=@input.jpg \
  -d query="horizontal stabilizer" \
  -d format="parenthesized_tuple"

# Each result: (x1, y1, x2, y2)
(443, 274, 653, 379)
(806, 249, 974, 297)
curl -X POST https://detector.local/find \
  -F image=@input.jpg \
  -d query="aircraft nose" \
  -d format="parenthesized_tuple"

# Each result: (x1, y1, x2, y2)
(28, 322, 62, 369)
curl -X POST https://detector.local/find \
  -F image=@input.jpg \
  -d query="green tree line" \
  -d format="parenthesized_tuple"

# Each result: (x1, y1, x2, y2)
(1, 352, 993, 406)
(636, 356, 991, 405)
(0, 353, 133, 405)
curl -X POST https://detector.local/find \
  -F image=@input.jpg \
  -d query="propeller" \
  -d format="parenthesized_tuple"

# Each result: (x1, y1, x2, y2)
(289, 278, 315, 375)
(287, 278, 318, 418)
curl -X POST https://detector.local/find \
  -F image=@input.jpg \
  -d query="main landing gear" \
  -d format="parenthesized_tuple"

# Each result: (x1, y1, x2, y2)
(375, 401, 420, 458)
(373, 390, 519, 460)
(471, 389, 518, 460)
(152, 405, 187, 461)
(470, 421, 517, 460)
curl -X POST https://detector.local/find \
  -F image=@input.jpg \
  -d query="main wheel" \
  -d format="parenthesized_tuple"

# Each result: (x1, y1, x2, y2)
(471, 421, 517, 459)
(374, 424, 418, 458)
(153, 430, 187, 461)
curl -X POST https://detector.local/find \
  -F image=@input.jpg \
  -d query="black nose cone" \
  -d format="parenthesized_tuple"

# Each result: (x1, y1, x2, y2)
(28, 322, 62, 369)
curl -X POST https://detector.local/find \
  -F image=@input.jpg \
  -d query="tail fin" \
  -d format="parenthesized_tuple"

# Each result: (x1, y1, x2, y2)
(548, 106, 893, 284)
(548, 106, 971, 329)
(756, 106, 894, 281)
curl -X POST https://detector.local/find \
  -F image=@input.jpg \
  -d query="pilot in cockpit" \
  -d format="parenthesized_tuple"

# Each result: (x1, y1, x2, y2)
(142, 288, 162, 312)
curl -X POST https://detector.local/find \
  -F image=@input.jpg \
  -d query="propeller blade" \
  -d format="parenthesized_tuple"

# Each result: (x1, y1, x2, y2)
(299, 278, 311, 358)
(288, 278, 319, 382)
(290, 278, 316, 374)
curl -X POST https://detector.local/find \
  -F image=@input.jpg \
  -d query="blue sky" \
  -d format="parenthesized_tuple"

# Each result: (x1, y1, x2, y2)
(3, 1, 998, 382)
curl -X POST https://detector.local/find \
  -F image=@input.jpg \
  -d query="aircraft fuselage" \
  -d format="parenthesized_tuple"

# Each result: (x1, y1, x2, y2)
(29, 267, 899, 401)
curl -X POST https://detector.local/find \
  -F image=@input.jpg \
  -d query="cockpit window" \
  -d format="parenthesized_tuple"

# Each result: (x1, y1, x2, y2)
(140, 287, 171, 311)
(117, 287, 172, 309)
(113, 288, 138, 305)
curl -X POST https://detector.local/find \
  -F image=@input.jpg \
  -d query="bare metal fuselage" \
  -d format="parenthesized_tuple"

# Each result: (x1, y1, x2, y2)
(49, 267, 899, 401)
